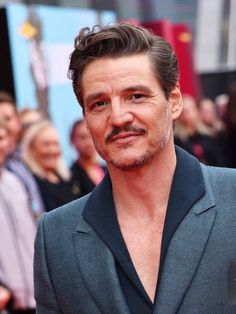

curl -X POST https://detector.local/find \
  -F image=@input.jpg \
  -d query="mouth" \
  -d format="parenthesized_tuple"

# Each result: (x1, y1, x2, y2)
(110, 132, 142, 144)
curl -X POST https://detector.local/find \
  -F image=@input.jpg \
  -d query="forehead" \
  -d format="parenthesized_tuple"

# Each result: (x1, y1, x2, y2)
(35, 126, 59, 141)
(81, 53, 159, 96)
(0, 102, 16, 115)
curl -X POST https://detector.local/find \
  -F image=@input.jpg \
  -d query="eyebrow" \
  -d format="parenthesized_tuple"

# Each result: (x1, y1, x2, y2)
(85, 92, 107, 103)
(84, 84, 153, 103)
(122, 85, 153, 94)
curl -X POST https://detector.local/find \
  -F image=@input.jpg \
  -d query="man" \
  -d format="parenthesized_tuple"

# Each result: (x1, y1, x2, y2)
(0, 120, 36, 313)
(0, 91, 45, 218)
(70, 119, 106, 195)
(34, 23, 236, 313)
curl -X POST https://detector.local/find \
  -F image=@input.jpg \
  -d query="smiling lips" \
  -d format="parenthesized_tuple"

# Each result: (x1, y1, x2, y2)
(109, 132, 143, 145)
(105, 125, 146, 144)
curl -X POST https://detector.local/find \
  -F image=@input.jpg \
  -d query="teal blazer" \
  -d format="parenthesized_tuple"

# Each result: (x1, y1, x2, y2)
(34, 148, 236, 313)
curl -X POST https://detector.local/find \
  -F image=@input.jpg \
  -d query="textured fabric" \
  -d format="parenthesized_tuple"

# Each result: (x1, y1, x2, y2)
(82, 147, 205, 313)
(34, 147, 236, 313)
(0, 168, 36, 310)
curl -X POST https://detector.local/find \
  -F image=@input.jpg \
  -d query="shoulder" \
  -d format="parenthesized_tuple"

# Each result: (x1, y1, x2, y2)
(201, 164, 236, 207)
(1, 168, 25, 188)
(201, 164, 236, 185)
(39, 194, 90, 229)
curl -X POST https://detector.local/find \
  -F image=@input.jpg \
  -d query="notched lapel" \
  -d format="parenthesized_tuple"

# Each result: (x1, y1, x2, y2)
(154, 202, 216, 314)
(72, 219, 130, 314)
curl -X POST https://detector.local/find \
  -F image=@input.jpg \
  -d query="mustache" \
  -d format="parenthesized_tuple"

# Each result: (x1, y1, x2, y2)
(105, 124, 146, 144)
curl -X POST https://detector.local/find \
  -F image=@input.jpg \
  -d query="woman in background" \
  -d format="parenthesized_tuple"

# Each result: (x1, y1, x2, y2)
(70, 119, 106, 196)
(22, 120, 81, 212)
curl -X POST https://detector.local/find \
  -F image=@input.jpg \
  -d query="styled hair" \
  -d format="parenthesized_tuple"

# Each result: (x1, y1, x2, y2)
(21, 120, 70, 180)
(68, 23, 179, 107)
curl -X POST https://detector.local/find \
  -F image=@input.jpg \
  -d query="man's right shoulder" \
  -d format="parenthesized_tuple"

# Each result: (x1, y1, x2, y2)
(39, 194, 90, 230)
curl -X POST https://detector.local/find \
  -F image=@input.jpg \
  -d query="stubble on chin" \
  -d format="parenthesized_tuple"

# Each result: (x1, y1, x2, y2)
(92, 116, 172, 172)
(109, 150, 154, 171)
(109, 129, 171, 171)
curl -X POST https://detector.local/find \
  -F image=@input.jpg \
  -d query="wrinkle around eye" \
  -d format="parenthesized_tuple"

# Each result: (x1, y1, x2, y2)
(127, 94, 145, 102)
(86, 100, 109, 112)
(127, 94, 150, 104)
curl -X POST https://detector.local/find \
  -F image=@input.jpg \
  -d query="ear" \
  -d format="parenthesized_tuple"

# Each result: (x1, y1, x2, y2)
(169, 83, 183, 121)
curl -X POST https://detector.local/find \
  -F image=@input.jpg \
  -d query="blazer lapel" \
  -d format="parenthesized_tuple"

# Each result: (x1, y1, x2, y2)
(72, 213, 130, 314)
(154, 160, 217, 314)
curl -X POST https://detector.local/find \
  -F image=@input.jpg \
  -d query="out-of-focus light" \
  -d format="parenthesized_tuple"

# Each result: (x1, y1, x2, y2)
(19, 21, 38, 39)
(178, 32, 192, 43)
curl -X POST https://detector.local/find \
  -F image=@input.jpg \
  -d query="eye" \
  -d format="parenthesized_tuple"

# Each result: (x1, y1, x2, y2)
(133, 93, 144, 99)
(86, 100, 108, 112)
(128, 93, 146, 102)
(94, 100, 107, 107)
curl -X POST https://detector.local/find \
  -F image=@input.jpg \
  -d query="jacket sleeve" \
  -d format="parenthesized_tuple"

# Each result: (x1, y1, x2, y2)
(34, 214, 62, 314)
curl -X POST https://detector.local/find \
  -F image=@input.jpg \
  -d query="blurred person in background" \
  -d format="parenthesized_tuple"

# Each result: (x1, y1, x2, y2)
(0, 120, 36, 314)
(199, 97, 225, 137)
(174, 94, 225, 166)
(18, 108, 44, 143)
(214, 94, 229, 123)
(0, 92, 20, 154)
(224, 82, 236, 168)
(199, 97, 227, 165)
(0, 285, 11, 312)
(0, 91, 45, 219)
(70, 119, 106, 196)
(22, 120, 81, 212)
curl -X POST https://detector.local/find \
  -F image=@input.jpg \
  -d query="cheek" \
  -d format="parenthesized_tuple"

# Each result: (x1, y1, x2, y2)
(33, 147, 49, 163)
(87, 122, 105, 143)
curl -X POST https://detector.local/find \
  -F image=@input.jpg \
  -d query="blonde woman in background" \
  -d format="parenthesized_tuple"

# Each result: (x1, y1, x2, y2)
(21, 120, 81, 212)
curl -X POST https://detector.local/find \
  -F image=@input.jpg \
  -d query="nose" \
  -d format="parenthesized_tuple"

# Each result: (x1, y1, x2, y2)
(47, 143, 60, 155)
(109, 98, 134, 127)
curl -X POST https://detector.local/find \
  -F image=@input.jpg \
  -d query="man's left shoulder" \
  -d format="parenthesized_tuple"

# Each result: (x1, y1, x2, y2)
(203, 165, 236, 183)
(201, 164, 236, 206)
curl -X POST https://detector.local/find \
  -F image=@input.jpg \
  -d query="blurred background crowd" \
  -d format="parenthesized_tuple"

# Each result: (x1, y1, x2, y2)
(0, 0, 236, 313)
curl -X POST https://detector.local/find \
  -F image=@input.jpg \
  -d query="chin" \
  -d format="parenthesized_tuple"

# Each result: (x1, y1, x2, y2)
(109, 151, 154, 171)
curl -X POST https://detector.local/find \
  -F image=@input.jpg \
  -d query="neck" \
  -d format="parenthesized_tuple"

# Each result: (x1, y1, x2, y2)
(108, 143, 176, 219)
(44, 170, 59, 183)
(78, 155, 98, 168)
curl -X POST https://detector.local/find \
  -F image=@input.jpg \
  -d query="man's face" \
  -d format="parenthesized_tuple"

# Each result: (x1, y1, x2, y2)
(71, 122, 96, 159)
(0, 103, 20, 151)
(0, 127, 9, 167)
(81, 53, 182, 170)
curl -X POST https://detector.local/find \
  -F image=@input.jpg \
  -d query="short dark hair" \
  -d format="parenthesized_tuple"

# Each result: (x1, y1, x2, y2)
(0, 91, 15, 106)
(68, 23, 179, 108)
